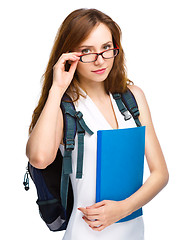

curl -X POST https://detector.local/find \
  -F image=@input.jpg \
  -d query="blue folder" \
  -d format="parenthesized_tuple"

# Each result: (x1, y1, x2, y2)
(96, 126, 146, 222)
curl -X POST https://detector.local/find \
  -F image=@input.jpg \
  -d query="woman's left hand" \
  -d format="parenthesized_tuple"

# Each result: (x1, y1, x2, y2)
(78, 200, 127, 231)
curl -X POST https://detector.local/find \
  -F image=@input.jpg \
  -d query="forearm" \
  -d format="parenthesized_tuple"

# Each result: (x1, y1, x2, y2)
(26, 85, 65, 168)
(120, 171, 169, 218)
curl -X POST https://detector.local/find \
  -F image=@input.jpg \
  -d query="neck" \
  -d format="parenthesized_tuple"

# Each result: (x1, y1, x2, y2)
(79, 81, 108, 100)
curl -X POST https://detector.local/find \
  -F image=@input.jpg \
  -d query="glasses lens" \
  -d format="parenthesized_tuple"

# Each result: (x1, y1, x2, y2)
(81, 54, 97, 63)
(102, 49, 119, 59)
(80, 49, 119, 63)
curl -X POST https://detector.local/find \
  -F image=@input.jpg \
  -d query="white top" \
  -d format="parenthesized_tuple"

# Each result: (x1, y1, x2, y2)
(61, 90, 144, 240)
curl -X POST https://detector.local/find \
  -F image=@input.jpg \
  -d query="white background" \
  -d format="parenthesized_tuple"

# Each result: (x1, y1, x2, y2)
(0, 0, 191, 239)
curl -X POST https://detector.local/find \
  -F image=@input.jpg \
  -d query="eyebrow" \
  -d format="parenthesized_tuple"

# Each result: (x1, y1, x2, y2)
(78, 41, 113, 49)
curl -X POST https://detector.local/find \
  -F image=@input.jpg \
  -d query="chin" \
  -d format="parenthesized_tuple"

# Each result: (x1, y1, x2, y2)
(91, 76, 107, 83)
(91, 70, 110, 82)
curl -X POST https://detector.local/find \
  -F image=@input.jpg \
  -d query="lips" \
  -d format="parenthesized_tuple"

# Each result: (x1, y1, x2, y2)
(92, 68, 106, 74)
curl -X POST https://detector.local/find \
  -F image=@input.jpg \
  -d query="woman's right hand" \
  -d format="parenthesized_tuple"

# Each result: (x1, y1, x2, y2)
(52, 52, 81, 92)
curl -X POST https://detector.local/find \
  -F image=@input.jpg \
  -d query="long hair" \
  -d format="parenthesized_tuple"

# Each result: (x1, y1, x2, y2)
(29, 8, 133, 134)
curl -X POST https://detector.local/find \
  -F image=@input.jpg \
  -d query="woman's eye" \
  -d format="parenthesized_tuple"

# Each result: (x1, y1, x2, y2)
(104, 44, 112, 50)
(81, 49, 90, 54)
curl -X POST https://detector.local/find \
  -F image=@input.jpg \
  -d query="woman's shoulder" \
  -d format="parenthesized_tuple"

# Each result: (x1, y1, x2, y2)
(127, 84, 145, 98)
(127, 84, 147, 107)
(127, 84, 151, 125)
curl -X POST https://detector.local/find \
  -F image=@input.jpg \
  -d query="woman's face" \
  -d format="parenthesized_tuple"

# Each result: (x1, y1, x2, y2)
(75, 23, 114, 85)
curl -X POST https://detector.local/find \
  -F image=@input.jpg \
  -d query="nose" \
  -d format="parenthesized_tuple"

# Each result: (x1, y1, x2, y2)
(94, 54, 105, 66)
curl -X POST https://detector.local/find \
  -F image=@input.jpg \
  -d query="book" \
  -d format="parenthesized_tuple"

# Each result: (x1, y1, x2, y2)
(96, 126, 146, 222)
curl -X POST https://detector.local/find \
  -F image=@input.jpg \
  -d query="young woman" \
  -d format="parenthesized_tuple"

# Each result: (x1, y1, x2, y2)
(26, 8, 169, 240)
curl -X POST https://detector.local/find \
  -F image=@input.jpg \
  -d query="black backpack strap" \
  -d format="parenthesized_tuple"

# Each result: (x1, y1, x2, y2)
(112, 93, 132, 121)
(60, 94, 94, 209)
(74, 111, 94, 178)
(60, 94, 76, 209)
(112, 87, 142, 127)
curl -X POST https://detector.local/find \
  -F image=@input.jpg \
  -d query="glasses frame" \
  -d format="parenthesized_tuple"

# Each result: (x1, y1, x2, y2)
(79, 44, 120, 63)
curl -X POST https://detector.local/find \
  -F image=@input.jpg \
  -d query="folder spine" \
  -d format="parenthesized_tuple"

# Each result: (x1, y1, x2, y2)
(96, 131, 102, 203)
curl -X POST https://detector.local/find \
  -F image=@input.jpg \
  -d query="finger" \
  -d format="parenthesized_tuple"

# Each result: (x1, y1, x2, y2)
(68, 59, 79, 74)
(60, 52, 81, 60)
(91, 225, 105, 231)
(78, 207, 100, 216)
(68, 55, 80, 65)
(82, 214, 99, 221)
(73, 52, 82, 56)
(57, 53, 80, 66)
(87, 200, 106, 209)
(82, 216, 102, 228)
(78, 207, 86, 214)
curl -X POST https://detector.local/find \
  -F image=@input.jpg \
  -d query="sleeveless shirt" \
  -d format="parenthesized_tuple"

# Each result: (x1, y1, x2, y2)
(60, 90, 145, 240)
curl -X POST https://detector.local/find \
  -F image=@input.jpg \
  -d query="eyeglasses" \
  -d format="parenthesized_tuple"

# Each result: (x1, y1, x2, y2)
(79, 46, 119, 63)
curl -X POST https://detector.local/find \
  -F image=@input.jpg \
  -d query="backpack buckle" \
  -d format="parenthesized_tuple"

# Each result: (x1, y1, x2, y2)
(131, 107, 140, 118)
(112, 93, 121, 100)
(75, 111, 83, 120)
(65, 139, 75, 150)
(122, 110, 132, 120)
(77, 129, 85, 134)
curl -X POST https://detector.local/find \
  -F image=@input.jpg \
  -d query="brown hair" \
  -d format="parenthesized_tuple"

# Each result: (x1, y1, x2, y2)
(29, 8, 133, 134)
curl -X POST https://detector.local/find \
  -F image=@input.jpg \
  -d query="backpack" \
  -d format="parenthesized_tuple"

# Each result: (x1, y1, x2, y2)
(23, 87, 142, 232)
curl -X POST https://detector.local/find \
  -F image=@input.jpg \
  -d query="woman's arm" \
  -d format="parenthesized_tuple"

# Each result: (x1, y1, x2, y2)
(78, 85, 169, 232)
(120, 84, 169, 217)
(26, 85, 64, 169)
(26, 52, 80, 169)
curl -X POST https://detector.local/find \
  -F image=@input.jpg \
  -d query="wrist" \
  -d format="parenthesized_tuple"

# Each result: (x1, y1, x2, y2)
(49, 84, 67, 99)
(120, 198, 134, 219)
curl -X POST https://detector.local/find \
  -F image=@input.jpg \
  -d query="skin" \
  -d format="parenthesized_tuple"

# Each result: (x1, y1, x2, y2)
(78, 84, 169, 232)
(26, 23, 169, 232)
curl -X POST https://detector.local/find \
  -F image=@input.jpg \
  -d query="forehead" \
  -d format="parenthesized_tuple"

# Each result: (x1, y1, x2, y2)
(79, 23, 113, 47)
